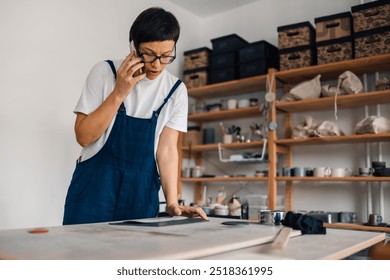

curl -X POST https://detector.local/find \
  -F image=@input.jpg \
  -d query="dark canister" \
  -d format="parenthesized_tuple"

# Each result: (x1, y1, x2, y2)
(241, 204, 249, 220)
(203, 128, 215, 144)
(372, 161, 386, 176)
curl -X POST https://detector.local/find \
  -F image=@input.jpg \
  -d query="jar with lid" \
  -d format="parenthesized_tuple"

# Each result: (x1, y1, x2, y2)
(192, 166, 204, 178)
(249, 98, 258, 106)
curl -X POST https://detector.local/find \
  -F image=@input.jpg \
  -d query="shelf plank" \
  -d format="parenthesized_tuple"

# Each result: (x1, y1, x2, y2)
(276, 133, 390, 146)
(182, 141, 266, 152)
(277, 176, 390, 182)
(181, 176, 268, 182)
(188, 106, 262, 122)
(188, 75, 267, 99)
(275, 53, 390, 84)
(276, 90, 390, 113)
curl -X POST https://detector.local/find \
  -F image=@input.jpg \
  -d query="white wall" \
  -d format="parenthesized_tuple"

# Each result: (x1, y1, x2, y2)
(0, 0, 388, 230)
(0, 0, 201, 230)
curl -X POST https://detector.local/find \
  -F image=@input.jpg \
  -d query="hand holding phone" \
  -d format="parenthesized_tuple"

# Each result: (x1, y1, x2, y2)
(113, 42, 145, 99)
(130, 41, 144, 76)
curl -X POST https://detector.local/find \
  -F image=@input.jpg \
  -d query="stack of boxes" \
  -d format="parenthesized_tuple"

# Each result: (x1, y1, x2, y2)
(183, 34, 279, 88)
(315, 12, 354, 64)
(276, 0, 389, 69)
(183, 0, 389, 85)
(352, 0, 390, 58)
(209, 34, 248, 84)
(238, 40, 279, 78)
(183, 47, 212, 89)
(277, 21, 316, 70)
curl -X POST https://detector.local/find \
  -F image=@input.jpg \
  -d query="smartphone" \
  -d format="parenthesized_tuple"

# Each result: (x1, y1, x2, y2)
(130, 41, 144, 76)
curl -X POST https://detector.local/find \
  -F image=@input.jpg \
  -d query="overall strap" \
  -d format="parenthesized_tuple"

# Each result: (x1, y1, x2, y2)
(105, 60, 117, 79)
(105, 60, 125, 113)
(154, 79, 182, 117)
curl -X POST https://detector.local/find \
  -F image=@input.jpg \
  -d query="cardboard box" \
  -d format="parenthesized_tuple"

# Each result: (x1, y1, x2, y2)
(315, 12, 353, 43)
(277, 21, 315, 50)
(352, 0, 390, 33)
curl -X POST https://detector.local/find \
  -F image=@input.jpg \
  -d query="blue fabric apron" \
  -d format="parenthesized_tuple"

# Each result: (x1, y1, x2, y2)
(63, 60, 182, 225)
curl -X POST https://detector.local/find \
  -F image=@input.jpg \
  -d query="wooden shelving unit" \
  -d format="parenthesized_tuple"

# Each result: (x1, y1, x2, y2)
(178, 53, 390, 214)
(273, 53, 390, 213)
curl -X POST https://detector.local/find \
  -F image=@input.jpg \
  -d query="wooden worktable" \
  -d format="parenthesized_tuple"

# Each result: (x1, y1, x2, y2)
(0, 218, 385, 260)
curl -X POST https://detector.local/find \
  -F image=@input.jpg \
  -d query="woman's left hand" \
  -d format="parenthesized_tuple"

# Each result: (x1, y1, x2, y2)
(167, 203, 209, 221)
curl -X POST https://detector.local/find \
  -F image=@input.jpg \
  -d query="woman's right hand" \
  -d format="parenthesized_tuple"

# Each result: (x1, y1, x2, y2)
(113, 51, 146, 100)
(74, 52, 146, 147)
(167, 203, 209, 221)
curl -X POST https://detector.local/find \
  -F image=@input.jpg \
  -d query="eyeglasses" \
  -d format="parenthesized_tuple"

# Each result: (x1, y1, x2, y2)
(138, 46, 176, 64)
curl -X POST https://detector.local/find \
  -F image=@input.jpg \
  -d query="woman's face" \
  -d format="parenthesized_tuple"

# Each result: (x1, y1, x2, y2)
(138, 40, 176, 80)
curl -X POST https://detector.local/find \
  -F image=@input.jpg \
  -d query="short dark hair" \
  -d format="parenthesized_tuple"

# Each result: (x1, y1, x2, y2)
(129, 7, 180, 49)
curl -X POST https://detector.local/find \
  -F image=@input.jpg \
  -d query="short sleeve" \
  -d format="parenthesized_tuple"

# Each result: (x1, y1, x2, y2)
(165, 82, 188, 132)
(73, 61, 111, 115)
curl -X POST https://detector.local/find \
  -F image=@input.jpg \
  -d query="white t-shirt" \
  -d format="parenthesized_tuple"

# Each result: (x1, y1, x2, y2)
(74, 59, 188, 162)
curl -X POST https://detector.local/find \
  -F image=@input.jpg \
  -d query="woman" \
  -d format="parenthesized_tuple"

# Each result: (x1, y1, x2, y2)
(63, 7, 207, 225)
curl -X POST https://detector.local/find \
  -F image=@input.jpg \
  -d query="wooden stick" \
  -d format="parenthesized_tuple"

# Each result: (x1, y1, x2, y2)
(271, 227, 292, 249)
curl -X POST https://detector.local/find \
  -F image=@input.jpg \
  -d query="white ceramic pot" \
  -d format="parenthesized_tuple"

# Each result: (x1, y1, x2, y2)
(214, 205, 229, 216)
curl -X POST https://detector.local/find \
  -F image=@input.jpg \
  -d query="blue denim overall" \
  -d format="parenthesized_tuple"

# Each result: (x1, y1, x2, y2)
(63, 60, 182, 225)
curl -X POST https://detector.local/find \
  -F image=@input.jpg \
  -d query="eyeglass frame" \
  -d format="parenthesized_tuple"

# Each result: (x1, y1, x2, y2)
(137, 45, 176, 64)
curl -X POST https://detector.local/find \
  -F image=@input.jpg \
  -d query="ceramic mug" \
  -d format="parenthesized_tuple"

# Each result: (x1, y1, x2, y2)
(238, 99, 250, 108)
(358, 167, 375, 176)
(223, 134, 233, 144)
(330, 167, 352, 177)
(368, 213, 383, 226)
(191, 166, 204, 178)
(282, 167, 291, 177)
(182, 167, 191, 178)
(313, 167, 331, 177)
(227, 99, 237, 110)
(293, 167, 307, 177)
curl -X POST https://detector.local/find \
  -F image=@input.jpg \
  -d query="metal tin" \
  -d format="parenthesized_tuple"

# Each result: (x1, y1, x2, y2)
(258, 210, 285, 225)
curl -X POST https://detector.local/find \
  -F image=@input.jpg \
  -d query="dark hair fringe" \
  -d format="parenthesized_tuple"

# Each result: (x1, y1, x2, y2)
(129, 7, 180, 48)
